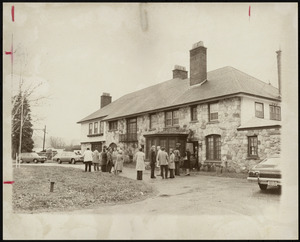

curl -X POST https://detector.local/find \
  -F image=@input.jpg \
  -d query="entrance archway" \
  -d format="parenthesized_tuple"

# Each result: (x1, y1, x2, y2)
(109, 142, 117, 150)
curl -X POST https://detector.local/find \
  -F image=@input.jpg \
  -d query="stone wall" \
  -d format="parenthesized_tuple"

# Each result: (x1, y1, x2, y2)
(101, 96, 281, 172)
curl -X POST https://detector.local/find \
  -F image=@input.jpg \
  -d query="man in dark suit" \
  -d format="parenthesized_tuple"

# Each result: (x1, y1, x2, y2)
(150, 145, 156, 178)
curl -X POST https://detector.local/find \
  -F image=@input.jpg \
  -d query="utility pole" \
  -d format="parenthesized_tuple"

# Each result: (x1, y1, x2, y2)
(43, 125, 46, 151)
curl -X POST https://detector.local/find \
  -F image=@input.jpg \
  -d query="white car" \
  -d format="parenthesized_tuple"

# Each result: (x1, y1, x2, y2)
(52, 151, 83, 164)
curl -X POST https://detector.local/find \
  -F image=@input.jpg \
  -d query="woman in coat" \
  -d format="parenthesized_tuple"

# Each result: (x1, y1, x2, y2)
(135, 148, 145, 180)
(92, 149, 100, 171)
(115, 150, 124, 175)
(168, 149, 175, 178)
(111, 147, 118, 174)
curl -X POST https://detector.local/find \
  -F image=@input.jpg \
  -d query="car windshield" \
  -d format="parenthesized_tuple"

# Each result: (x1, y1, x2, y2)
(256, 157, 280, 168)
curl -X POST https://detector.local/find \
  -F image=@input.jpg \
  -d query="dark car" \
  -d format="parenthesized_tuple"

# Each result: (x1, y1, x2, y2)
(247, 155, 281, 190)
(53, 151, 83, 164)
(20, 152, 47, 163)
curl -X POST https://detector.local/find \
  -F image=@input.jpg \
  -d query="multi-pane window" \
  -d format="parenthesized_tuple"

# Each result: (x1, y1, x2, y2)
(209, 103, 218, 121)
(127, 118, 137, 134)
(206, 135, 221, 160)
(99, 122, 104, 134)
(165, 110, 179, 127)
(89, 123, 93, 134)
(173, 110, 179, 125)
(191, 106, 198, 121)
(255, 102, 264, 118)
(270, 105, 281, 121)
(248, 136, 258, 157)
(94, 122, 98, 134)
(109, 121, 118, 130)
(150, 114, 157, 129)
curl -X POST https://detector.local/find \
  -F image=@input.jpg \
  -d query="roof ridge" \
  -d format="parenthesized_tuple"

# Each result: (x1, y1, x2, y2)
(230, 66, 278, 90)
(231, 67, 244, 91)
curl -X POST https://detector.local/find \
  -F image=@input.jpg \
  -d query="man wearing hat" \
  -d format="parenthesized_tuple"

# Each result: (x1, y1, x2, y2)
(150, 145, 156, 178)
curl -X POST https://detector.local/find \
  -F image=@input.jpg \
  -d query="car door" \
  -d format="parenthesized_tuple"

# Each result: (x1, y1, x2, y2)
(60, 152, 66, 162)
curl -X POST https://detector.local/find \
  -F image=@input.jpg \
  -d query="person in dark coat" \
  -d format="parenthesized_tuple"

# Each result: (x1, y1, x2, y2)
(184, 148, 191, 176)
(100, 147, 107, 172)
(106, 147, 113, 173)
(150, 145, 156, 179)
(173, 146, 181, 176)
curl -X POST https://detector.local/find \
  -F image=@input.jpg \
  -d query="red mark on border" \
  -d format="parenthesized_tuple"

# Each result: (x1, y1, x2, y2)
(249, 6, 251, 17)
(12, 5, 15, 22)
(5, 43, 14, 64)
(3, 181, 15, 184)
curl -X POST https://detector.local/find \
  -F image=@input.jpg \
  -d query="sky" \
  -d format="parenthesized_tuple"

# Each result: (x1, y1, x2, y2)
(3, 3, 298, 147)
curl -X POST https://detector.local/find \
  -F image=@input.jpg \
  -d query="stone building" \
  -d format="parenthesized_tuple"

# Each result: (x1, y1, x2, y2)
(77, 41, 281, 172)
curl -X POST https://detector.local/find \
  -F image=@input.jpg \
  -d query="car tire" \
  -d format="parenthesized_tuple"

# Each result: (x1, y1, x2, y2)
(26, 160, 30, 163)
(71, 159, 76, 164)
(33, 159, 38, 163)
(41, 161, 45, 163)
(57, 159, 62, 164)
(259, 184, 268, 190)
(20, 159, 24, 163)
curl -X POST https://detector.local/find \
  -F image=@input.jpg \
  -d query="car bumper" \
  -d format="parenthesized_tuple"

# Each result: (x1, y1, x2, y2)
(247, 177, 281, 185)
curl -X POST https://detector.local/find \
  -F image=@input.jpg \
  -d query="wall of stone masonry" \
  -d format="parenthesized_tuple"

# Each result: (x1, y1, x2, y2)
(102, 96, 281, 172)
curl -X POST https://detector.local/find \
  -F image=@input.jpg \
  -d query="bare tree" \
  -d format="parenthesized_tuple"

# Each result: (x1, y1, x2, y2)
(49, 136, 66, 149)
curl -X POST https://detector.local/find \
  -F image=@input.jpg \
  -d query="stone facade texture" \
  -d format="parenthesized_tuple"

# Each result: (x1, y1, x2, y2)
(98, 96, 280, 173)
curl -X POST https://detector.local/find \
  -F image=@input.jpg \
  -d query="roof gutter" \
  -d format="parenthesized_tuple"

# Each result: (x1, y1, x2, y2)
(237, 124, 281, 131)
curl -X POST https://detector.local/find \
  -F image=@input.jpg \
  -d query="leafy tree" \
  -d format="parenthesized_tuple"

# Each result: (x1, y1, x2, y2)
(12, 92, 34, 158)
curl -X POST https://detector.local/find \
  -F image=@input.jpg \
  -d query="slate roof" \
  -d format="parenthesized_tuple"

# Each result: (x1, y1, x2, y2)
(77, 66, 280, 123)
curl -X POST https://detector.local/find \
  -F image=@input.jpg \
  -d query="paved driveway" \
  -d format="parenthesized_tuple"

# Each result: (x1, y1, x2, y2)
(24, 162, 281, 215)
(16, 162, 294, 239)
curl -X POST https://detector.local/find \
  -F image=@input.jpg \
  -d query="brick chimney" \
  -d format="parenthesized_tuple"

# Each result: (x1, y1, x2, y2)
(276, 49, 282, 97)
(190, 41, 207, 86)
(100, 92, 112, 108)
(173, 65, 188, 79)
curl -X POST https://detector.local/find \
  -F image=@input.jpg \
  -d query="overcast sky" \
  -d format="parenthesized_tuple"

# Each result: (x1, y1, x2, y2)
(3, 3, 297, 146)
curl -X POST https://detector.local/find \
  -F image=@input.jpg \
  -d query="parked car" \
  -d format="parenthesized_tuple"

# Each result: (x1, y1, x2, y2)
(53, 151, 83, 164)
(20, 152, 47, 163)
(247, 155, 281, 190)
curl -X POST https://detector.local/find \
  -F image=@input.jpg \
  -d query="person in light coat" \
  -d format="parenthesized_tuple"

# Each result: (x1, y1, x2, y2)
(111, 147, 118, 174)
(135, 148, 145, 180)
(83, 148, 93, 172)
(92, 149, 100, 171)
(157, 147, 169, 179)
(168, 149, 175, 178)
(115, 150, 124, 175)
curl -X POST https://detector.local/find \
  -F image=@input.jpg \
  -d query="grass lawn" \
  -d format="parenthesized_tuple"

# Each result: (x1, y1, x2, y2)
(13, 166, 155, 213)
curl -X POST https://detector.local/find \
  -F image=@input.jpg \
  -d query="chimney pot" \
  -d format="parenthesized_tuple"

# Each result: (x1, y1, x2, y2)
(192, 41, 204, 49)
(100, 92, 112, 108)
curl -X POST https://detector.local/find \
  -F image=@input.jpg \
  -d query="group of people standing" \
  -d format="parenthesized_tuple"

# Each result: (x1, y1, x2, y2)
(82, 147, 124, 174)
(82, 145, 197, 181)
(150, 145, 192, 179)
